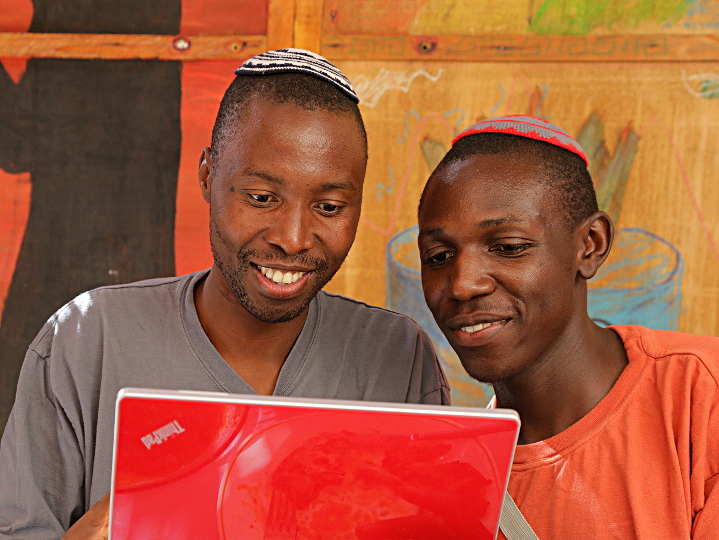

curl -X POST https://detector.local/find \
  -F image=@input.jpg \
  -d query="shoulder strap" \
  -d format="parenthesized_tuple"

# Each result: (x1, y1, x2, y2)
(499, 491, 540, 540)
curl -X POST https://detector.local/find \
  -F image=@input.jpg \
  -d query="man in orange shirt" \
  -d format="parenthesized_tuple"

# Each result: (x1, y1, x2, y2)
(418, 115, 719, 538)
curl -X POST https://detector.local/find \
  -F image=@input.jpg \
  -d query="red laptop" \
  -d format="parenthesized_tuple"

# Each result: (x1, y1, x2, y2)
(109, 388, 519, 540)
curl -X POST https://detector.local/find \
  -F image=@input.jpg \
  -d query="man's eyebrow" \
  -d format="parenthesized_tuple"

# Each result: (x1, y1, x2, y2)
(418, 227, 444, 239)
(244, 169, 284, 185)
(419, 216, 527, 238)
(242, 171, 357, 193)
(318, 181, 357, 193)
(477, 216, 527, 228)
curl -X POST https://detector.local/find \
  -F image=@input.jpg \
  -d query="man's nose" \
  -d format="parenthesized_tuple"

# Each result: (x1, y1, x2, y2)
(264, 205, 316, 254)
(449, 252, 495, 301)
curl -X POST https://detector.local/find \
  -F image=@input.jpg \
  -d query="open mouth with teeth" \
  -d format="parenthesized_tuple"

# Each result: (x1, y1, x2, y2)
(460, 320, 507, 333)
(257, 264, 308, 285)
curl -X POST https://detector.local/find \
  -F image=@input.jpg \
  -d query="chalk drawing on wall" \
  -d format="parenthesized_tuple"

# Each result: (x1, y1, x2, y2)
(681, 69, 719, 99)
(353, 68, 443, 108)
(588, 228, 683, 330)
(684, 0, 719, 28)
(415, 0, 716, 35)
(384, 86, 686, 406)
(330, 0, 719, 36)
(577, 112, 640, 226)
(359, 108, 464, 236)
(576, 113, 684, 327)
(529, 0, 694, 34)
(387, 225, 495, 406)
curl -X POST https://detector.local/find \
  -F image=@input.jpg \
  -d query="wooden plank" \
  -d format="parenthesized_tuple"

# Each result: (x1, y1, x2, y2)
(323, 34, 719, 62)
(294, 0, 324, 53)
(3, 32, 717, 63)
(266, 0, 295, 50)
(0, 33, 265, 60)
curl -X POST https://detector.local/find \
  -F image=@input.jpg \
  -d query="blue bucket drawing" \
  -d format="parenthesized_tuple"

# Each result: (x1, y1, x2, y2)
(386, 226, 683, 407)
(588, 227, 683, 330)
(386, 226, 494, 407)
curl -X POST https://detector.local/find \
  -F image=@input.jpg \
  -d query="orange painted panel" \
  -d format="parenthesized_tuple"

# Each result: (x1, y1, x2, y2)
(181, 0, 268, 36)
(0, 0, 33, 33)
(0, 0, 31, 314)
(0, 171, 31, 315)
(0, 0, 31, 79)
(175, 61, 238, 275)
(0, 0, 266, 37)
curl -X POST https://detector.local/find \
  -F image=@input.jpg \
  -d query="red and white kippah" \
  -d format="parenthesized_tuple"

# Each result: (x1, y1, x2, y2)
(452, 115, 589, 167)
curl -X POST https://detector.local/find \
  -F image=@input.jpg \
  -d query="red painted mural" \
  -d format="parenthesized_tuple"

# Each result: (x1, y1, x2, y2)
(0, 0, 268, 430)
(176, 61, 238, 276)
(0, 1, 267, 314)
(181, 0, 267, 35)
(0, 0, 32, 315)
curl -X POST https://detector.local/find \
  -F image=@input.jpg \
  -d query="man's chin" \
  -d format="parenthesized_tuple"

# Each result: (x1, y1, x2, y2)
(239, 294, 314, 324)
(456, 357, 509, 385)
(251, 306, 309, 324)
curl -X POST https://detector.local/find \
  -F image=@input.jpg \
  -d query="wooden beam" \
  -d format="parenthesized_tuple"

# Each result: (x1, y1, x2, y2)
(0, 33, 266, 60)
(266, 0, 295, 50)
(294, 0, 324, 53)
(323, 33, 719, 62)
(3, 32, 717, 63)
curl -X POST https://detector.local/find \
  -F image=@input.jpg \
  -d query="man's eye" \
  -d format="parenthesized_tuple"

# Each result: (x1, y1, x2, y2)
(317, 202, 342, 215)
(248, 193, 272, 204)
(424, 250, 453, 265)
(491, 244, 530, 255)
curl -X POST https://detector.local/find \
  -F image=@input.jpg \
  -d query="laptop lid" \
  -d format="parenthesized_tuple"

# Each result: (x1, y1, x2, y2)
(109, 388, 519, 540)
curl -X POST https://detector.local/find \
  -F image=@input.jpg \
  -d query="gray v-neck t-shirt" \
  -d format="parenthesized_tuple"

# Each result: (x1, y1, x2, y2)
(0, 271, 449, 538)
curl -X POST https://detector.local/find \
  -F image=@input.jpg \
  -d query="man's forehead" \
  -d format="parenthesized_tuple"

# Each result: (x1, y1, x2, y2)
(213, 100, 366, 188)
(222, 96, 359, 149)
(436, 152, 546, 190)
(421, 156, 554, 222)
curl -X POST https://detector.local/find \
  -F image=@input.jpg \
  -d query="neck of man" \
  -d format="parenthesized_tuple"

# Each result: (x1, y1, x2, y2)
(492, 314, 629, 445)
(194, 267, 309, 396)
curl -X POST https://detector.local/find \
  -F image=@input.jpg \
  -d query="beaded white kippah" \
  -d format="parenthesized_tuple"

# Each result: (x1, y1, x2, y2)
(235, 48, 359, 104)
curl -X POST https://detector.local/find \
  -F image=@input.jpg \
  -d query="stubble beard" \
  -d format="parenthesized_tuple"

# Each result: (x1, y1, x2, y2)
(210, 220, 336, 323)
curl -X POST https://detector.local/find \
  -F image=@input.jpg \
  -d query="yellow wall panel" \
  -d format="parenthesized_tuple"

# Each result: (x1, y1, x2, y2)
(322, 61, 719, 404)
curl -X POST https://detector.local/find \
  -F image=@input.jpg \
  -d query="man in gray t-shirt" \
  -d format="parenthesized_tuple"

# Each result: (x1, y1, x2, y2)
(0, 49, 449, 539)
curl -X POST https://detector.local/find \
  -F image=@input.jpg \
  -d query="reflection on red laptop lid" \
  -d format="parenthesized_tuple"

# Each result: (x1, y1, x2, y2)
(114, 398, 247, 491)
(109, 389, 519, 540)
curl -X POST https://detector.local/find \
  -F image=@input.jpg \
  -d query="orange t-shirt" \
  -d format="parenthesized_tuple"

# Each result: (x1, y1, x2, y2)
(497, 325, 719, 539)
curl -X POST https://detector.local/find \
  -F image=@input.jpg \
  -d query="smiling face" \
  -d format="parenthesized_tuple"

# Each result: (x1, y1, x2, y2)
(201, 95, 366, 323)
(418, 153, 589, 383)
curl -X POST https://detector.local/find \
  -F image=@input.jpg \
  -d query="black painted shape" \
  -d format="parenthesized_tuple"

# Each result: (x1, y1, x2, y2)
(30, 0, 181, 34)
(0, 0, 183, 436)
(0, 59, 182, 434)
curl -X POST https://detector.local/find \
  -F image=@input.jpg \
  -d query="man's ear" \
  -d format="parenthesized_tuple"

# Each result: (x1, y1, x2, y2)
(198, 147, 213, 204)
(576, 210, 614, 280)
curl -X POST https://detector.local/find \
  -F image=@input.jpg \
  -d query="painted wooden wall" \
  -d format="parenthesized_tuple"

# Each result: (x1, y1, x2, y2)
(1, 0, 718, 427)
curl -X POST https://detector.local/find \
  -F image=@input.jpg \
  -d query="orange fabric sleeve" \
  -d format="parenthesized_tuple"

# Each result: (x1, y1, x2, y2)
(497, 326, 719, 539)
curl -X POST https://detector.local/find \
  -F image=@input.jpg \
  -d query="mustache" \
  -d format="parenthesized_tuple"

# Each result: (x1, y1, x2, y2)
(236, 248, 330, 273)
(448, 299, 516, 316)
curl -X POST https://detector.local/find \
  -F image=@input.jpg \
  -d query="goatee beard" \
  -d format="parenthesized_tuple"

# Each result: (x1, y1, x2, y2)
(211, 241, 333, 324)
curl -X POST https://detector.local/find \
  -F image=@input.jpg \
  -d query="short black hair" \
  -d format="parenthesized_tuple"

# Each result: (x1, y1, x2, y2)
(210, 72, 368, 164)
(420, 132, 598, 229)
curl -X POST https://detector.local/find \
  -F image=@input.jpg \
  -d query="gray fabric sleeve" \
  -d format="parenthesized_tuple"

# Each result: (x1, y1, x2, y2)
(0, 344, 85, 538)
(414, 328, 451, 406)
